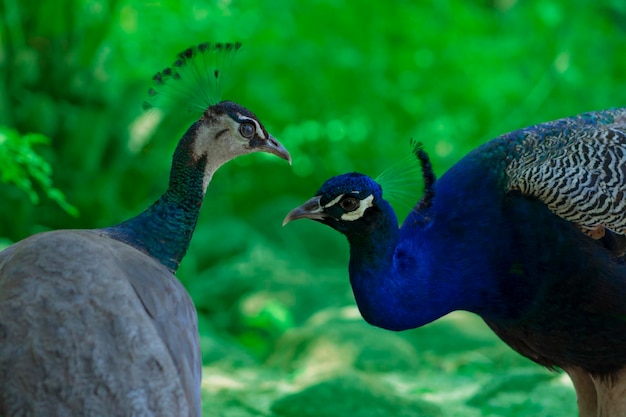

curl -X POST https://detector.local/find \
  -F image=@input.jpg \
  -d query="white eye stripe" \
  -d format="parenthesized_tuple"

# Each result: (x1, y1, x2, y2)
(323, 193, 374, 221)
(237, 114, 265, 139)
(341, 194, 374, 221)
(324, 194, 344, 208)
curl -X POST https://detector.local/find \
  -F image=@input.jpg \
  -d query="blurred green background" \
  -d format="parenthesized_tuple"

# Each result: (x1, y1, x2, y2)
(2, 0, 626, 416)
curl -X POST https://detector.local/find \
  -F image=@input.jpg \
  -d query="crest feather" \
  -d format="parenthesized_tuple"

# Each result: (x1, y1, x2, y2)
(375, 140, 436, 212)
(143, 42, 242, 112)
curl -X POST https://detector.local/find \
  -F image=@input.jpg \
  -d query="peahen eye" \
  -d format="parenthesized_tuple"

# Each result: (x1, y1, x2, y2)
(239, 122, 255, 138)
(340, 197, 359, 212)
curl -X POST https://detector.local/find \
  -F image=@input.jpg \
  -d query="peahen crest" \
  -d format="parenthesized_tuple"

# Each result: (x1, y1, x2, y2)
(143, 42, 242, 112)
(375, 139, 436, 213)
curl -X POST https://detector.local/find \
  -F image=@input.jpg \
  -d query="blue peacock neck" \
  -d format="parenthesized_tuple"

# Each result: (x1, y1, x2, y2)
(103, 121, 208, 272)
(346, 155, 518, 331)
(345, 198, 455, 331)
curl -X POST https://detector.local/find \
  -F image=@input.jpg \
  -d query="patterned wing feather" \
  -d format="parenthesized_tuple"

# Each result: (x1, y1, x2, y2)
(504, 109, 626, 235)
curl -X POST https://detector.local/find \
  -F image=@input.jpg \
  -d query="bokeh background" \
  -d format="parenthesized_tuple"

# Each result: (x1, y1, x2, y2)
(2, 1, 626, 416)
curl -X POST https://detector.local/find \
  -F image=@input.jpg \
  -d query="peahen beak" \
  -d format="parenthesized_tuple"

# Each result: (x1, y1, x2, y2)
(282, 196, 326, 226)
(255, 134, 292, 165)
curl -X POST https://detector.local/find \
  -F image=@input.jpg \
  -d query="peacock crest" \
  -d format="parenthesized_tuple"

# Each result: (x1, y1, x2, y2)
(375, 139, 436, 220)
(143, 42, 242, 112)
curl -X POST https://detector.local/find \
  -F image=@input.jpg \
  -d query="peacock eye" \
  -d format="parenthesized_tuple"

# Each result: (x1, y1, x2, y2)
(239, 122, 255, 138)
(340, 197, 359, 212)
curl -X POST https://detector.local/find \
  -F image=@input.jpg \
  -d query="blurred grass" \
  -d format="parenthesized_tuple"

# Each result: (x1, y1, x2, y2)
(2, 0, 626, 415)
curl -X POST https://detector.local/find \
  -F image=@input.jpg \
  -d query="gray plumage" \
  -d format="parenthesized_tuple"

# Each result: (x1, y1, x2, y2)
(0, 230, 198, 416)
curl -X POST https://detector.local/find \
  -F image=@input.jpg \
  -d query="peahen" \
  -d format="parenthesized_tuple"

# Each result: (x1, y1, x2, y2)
(0, 42, 291, 417)
(284, 108, 626, 416)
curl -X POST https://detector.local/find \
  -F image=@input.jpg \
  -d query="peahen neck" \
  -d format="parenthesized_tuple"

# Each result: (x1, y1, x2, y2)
(103, 121, 211, 272)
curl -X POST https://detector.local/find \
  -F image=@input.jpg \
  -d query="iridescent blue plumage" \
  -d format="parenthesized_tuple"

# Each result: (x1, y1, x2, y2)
(285, 108, 626, 416)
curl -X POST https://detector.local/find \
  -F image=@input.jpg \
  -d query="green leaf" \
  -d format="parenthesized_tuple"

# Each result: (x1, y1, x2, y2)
(0, 126, 79, 217)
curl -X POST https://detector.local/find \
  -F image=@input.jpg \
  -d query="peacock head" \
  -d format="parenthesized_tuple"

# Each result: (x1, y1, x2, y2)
(283, 142, 436, 237)
(283, 173, 387, 235)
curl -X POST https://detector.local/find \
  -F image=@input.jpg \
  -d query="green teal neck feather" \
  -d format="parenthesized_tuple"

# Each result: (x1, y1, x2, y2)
(103, 122, 206, 272)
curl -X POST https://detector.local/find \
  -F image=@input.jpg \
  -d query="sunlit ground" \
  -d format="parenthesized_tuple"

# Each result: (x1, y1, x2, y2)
(199, 311, 577, 417)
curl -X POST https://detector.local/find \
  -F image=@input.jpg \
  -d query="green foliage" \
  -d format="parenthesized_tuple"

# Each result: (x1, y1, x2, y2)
(272, 373, 443, 417)
(0, 127, 78, 217)
(2, 0, 626, 415)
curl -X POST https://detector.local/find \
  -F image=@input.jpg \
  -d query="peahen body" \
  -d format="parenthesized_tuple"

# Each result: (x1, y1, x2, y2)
(0, 43, 291, 417)
(284, 108, 626, 416)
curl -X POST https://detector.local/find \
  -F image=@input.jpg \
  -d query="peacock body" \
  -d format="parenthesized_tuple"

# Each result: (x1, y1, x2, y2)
(0, 43, 291, 417)
(285, 108, 626, 416)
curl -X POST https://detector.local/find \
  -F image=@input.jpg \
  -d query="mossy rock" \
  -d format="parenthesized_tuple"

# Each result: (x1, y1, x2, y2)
(271, 373, 442, 417)
(197, 314, 257, 366)
(467, 372, 578, 417)
(202, 388, 272, 417)
(467, 368, 558, 407)
(398, 312, 502, 356)
(268, 308, 420, 373)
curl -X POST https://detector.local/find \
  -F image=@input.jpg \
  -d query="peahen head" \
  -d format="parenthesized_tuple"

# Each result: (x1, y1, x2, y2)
(148, 42, 291, 187)
(184, 100, 290, 184)
(105, 42, 290, 272)
(283, 173, 392, 237)
(206, 100, 289, 161)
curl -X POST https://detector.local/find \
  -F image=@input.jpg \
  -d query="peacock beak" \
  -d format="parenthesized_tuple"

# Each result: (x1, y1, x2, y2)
(255, 134, 292, 165)
(282, 195, 326, 226)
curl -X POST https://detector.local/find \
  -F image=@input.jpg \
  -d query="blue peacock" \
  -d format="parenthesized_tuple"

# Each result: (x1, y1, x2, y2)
(284, 108, 626, 416)
(0, 42, 290, 417)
